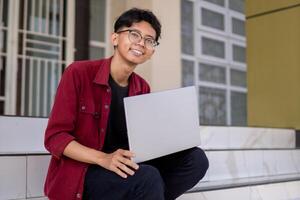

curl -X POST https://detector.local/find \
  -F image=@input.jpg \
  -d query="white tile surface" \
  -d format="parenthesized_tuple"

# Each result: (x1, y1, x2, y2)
(0, 156, 26, 199)
(207, 151, 248, 181)
(0, 116, 48, 154)
(284, 181, 300, 199)
(207, 151, 233, 181)
(181, 181, 300, 200)
(262, 150, 278, 176)
(255, 182, 289, 200)
(245, 151, 264, 177)
(200, 126, 295, 150)
(203, 186, 251, 200)
(291, 150, 300, 172)
(250, 187, 263, 200)
(229, 127, 262, 149)
(200, 126, 230, 149)
(270, 128, 295, 148)
(274, 150, 298, 175)
(27, 155, 51, 198)
(227, 151, 248, 179)
(177, 192, 207, 200)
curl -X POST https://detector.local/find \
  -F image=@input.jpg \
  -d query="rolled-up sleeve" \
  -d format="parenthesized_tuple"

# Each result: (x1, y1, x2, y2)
(44, 63, 79, 159)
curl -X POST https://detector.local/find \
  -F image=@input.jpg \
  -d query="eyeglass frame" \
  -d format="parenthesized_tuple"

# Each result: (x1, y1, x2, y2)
(116, 29, 160, 50)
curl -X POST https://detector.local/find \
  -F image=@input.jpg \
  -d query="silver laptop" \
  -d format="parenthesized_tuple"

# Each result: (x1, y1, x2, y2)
(124, 86, 200, 163)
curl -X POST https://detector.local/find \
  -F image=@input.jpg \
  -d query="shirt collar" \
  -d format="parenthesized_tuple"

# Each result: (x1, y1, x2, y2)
(93, 56, 142, 95)
(93, 57, 112, 86)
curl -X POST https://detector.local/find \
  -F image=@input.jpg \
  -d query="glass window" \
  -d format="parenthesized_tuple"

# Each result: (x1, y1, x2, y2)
(89, 46, 105, 60)
(230, 69, 246, 87)
(202, 37, 225, 58)
(203, 0, 225, 7)
(1, 0, 9, 26)
(231, 91, 247, 125)
(201, 8, 224, 31)
(181, 0, 194, 55)
(199, 87, 226, 125)
(229, 0, 245, 14)
(0, 56, 5, 96)
(90, 0, 106, 42)
(0, 101, 3, 114)
(232, 17, 245, 36)
(199, 63, 226, 84)
(233, 44, 246, 63)
(181, 0, 247, 126)
(182, 59, 194, 86)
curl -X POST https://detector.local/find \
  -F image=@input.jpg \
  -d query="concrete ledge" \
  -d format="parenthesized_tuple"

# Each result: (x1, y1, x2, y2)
(200, 126, 295, 150)
(191, 173, 300, 192)
(179, 180, 300, 200)
(0, 116, 298, 199)
(0, 116, 48, 154)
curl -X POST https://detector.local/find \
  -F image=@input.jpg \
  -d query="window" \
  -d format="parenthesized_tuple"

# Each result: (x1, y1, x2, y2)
(181, 0, 246, 126)
(89, 0, 107, 59)
(0, 0, 8, 114)
(202, 37, 225, 58)
(182, 59, 194, 86)
(232, 17, 245, 36)
(181, 0, 194, 55)
(201, 8, 224, 30)
(199, 63, 226, 84)
(203, 0, 225, 7)
(229, 0, 244, 14)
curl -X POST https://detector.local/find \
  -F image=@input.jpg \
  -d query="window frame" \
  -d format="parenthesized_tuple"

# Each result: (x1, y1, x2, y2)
(181, 0, 247, 126)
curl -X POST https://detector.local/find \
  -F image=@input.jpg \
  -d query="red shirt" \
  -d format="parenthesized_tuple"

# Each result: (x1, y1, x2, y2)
(44, 57, 150, 200)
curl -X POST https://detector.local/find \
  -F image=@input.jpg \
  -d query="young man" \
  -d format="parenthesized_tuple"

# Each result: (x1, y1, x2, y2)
(44, 8, 208, 200)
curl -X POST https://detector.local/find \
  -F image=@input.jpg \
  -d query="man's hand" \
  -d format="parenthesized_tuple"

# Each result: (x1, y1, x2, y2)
(98, 149, 139, 178)
(63, 141, 139, 178)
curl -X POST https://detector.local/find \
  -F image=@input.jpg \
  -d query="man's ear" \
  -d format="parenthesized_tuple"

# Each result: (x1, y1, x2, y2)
(111, 33, 119, 47)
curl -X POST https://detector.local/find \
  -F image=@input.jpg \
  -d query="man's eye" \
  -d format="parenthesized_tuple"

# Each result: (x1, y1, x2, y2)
(145, 38, 155, 45)
(131, 32, 141, 38)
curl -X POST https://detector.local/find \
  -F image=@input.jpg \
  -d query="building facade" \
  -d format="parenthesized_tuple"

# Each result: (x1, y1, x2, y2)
(0, 0, 247, 127)
(247, 0, 300, 130)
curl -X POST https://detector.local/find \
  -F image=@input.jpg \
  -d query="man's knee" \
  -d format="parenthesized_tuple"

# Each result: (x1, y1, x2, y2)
(132, 165, 165, 199)
(136, 165, 164, 187)
(189, 147, 209, 180)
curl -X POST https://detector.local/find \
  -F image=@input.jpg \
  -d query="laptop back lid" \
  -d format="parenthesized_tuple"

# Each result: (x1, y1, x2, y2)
(124, 86, 200, 163)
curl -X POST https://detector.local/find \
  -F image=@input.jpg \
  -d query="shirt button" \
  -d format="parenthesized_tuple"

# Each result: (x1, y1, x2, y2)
(81, 106, 86, 110)
(76, 193, 81, 198)
(104, 105, 109, 109)
(107, 88, 111, 93)
(101, 128, 104, 132)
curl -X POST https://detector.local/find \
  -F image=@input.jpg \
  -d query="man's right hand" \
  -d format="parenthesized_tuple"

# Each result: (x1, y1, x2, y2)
(63, 141, 139, 178)
(98, 149, 139, 178)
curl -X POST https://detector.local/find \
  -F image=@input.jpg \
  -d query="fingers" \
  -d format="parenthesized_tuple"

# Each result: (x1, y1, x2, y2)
(115, 149, 139, 170)
(118, 156, 139, 170)
(117, 162, 135, 176)
(117, 149, 135, 158)
(112, 166, 128, 178)
(107, 149, 139, 178)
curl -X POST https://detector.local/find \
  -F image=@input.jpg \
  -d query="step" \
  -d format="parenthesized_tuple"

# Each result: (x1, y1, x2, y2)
(178, 180, 300, 200)
(200, 126, 295, 150)
(201, 149, 300, 183)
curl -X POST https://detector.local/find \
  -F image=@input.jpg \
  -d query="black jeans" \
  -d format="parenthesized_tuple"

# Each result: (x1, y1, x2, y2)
(83, 147, 209, 200)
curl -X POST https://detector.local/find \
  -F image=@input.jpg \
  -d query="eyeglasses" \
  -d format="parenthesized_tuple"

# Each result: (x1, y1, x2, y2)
(116, 29, 159, 50)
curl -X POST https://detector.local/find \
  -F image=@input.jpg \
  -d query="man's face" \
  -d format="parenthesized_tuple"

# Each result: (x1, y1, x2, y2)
(112, 21, 157, 66)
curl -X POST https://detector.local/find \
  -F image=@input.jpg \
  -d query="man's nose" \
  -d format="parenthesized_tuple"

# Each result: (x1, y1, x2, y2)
(136, 38, 145, 47)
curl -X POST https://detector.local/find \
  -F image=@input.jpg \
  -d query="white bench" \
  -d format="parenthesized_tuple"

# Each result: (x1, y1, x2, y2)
(0, 116, 49, 200)
(180, 126, 300, 200)
(1, 116, 300, 200)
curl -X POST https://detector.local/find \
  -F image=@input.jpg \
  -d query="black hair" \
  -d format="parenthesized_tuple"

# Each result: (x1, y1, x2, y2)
(114, 8, 161, 41)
